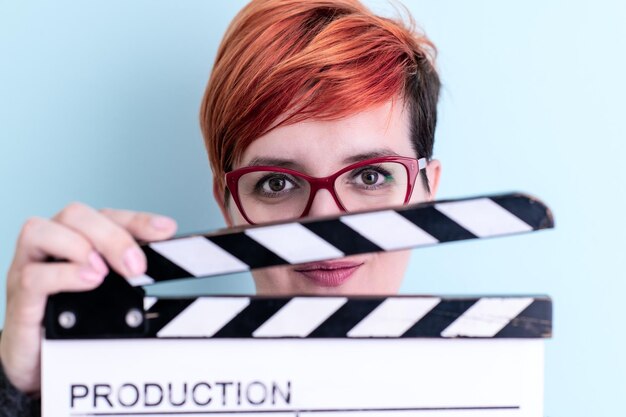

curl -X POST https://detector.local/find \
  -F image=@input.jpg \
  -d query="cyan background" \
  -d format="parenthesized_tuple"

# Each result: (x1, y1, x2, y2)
(1, 0, 624, 415)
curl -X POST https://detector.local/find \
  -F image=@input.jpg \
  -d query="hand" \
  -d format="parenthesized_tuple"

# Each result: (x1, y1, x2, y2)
(0, 203, 177, 394)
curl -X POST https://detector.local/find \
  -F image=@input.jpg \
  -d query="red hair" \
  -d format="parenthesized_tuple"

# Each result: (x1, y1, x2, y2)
(200, 0, 440, 193)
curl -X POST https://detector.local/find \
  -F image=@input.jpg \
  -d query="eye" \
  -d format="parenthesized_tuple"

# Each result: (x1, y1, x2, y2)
(257, 174, 297, 195)
(359, 170, 382, 186)
(351, 167, 392, 188)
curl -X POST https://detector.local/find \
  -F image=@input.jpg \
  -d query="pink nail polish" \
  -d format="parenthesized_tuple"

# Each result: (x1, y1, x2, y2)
(123, 247, 146, 276)
(88, 251, 108, 275)
(151, 216, 176, 231)
(79, 267, 105, 283)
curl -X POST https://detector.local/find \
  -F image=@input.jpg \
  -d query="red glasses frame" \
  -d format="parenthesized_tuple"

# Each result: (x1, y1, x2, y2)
(225, 156, 427, 225)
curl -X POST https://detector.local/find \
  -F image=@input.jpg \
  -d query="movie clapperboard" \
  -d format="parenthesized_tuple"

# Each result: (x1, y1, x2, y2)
(42, 192, 554, 417)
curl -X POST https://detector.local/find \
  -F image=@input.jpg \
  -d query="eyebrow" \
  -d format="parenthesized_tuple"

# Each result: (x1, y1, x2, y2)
(245, 157, 303, 170)
(244, 148, 402, 170)
(341, 149, 401, 164)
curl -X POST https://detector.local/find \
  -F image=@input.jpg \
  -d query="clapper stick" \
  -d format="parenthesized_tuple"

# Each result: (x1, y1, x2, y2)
(44, 192, 553, 339)
(135, 192, 552, 287)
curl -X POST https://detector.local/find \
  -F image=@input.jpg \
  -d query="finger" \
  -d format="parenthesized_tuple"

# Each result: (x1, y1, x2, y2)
(100, 208, 177, 242)
(53, 202, 145, 278)
(8, 262, 106, 326)
(13, 217, 107, 275)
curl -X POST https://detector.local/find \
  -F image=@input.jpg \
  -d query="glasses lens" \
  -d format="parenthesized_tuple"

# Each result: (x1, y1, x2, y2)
(335, 162, 409, 211)
(236, 171, 311, 223)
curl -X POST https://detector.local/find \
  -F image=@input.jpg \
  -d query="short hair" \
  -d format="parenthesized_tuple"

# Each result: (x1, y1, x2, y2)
(200, 0, 441, 194)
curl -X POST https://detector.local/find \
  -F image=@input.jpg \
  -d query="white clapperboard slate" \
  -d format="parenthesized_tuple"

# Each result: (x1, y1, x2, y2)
(42, 192, 553, 417)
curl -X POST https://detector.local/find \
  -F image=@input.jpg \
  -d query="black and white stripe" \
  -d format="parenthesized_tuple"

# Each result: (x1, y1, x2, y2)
(145, 296, 552, 339)
(130, 193, 554, 286)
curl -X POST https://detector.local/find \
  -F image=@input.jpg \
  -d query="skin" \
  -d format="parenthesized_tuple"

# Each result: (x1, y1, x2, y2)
(215, 99, 441, 295)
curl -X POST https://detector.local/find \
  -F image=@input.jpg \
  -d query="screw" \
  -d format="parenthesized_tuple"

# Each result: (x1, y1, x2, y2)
(58, 311, 76, 329)
(125, 308, 144, 328)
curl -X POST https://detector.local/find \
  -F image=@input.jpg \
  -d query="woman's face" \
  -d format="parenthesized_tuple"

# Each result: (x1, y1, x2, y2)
(216, 99, 441, 295)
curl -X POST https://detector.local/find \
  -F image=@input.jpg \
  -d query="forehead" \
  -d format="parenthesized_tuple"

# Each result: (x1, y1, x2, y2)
(236, 100, 414, 174)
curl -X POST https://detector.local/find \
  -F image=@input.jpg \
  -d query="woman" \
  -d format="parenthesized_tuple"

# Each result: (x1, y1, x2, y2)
(0, 0, 441, 414)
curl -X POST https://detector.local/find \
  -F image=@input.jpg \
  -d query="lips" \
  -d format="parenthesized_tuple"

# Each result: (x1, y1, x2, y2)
(294, 261, 363, 287)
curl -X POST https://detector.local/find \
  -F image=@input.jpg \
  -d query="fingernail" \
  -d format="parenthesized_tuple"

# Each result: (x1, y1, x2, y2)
(123, 247, 146, 276)
(79, 267, 105, 283)
(151, 216, 176, 231)
(88, 251, 108, 275)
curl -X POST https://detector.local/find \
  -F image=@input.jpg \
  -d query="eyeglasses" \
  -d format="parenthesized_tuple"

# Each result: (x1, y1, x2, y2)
(225, 156, 426, 225)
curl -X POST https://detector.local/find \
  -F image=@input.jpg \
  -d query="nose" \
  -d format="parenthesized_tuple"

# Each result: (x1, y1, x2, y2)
(306, 189, 344, 218)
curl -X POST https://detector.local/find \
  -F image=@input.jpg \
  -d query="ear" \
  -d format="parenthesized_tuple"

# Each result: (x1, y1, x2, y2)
(425, 159, 441, 199)
(213, 179, 234, 227)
